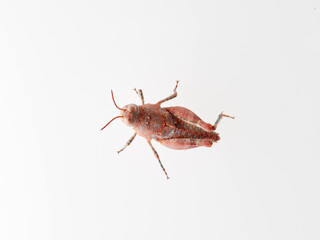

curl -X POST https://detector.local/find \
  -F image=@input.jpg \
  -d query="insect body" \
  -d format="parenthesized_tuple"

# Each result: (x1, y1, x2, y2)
(101, 81, 234, 179)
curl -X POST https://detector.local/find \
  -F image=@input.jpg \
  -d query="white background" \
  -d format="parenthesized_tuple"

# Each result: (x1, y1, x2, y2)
(1, 0, 320, 239)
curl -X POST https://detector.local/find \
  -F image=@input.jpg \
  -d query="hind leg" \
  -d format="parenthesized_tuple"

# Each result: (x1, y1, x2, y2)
(214, 112, 235, 130)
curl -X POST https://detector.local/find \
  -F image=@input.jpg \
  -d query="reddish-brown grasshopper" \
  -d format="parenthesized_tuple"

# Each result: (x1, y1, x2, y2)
(101, 81, 234, 179)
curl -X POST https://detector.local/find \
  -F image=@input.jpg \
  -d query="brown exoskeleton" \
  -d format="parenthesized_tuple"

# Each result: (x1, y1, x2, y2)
(101, 81, 234, 179)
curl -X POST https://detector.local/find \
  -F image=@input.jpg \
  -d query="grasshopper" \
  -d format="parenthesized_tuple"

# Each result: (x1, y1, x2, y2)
(101, 81, 234, 179)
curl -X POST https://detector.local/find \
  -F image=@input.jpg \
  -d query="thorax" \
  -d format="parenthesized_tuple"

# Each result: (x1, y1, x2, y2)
(133, 104, 166, 139)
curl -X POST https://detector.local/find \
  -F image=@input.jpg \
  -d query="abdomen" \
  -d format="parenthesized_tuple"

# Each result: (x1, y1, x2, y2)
(154, 112, 220, 150)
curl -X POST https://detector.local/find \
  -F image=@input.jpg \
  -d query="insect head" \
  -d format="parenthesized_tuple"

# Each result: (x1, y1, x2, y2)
(101, 91, 139, 130)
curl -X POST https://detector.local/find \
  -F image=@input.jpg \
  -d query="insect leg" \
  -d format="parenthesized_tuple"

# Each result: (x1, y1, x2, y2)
(147, 140, 170, 179)
(157, 80, 179, 105)
(134, 88, 145, 105)
(117, 132, 137, 154)
(214, 112, 235, 129)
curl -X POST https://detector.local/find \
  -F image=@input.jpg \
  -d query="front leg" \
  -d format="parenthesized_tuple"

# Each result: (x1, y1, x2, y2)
(134, 88, 145, 105)
(117, 132, 137, 154)
(157, 80, 179, 105)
